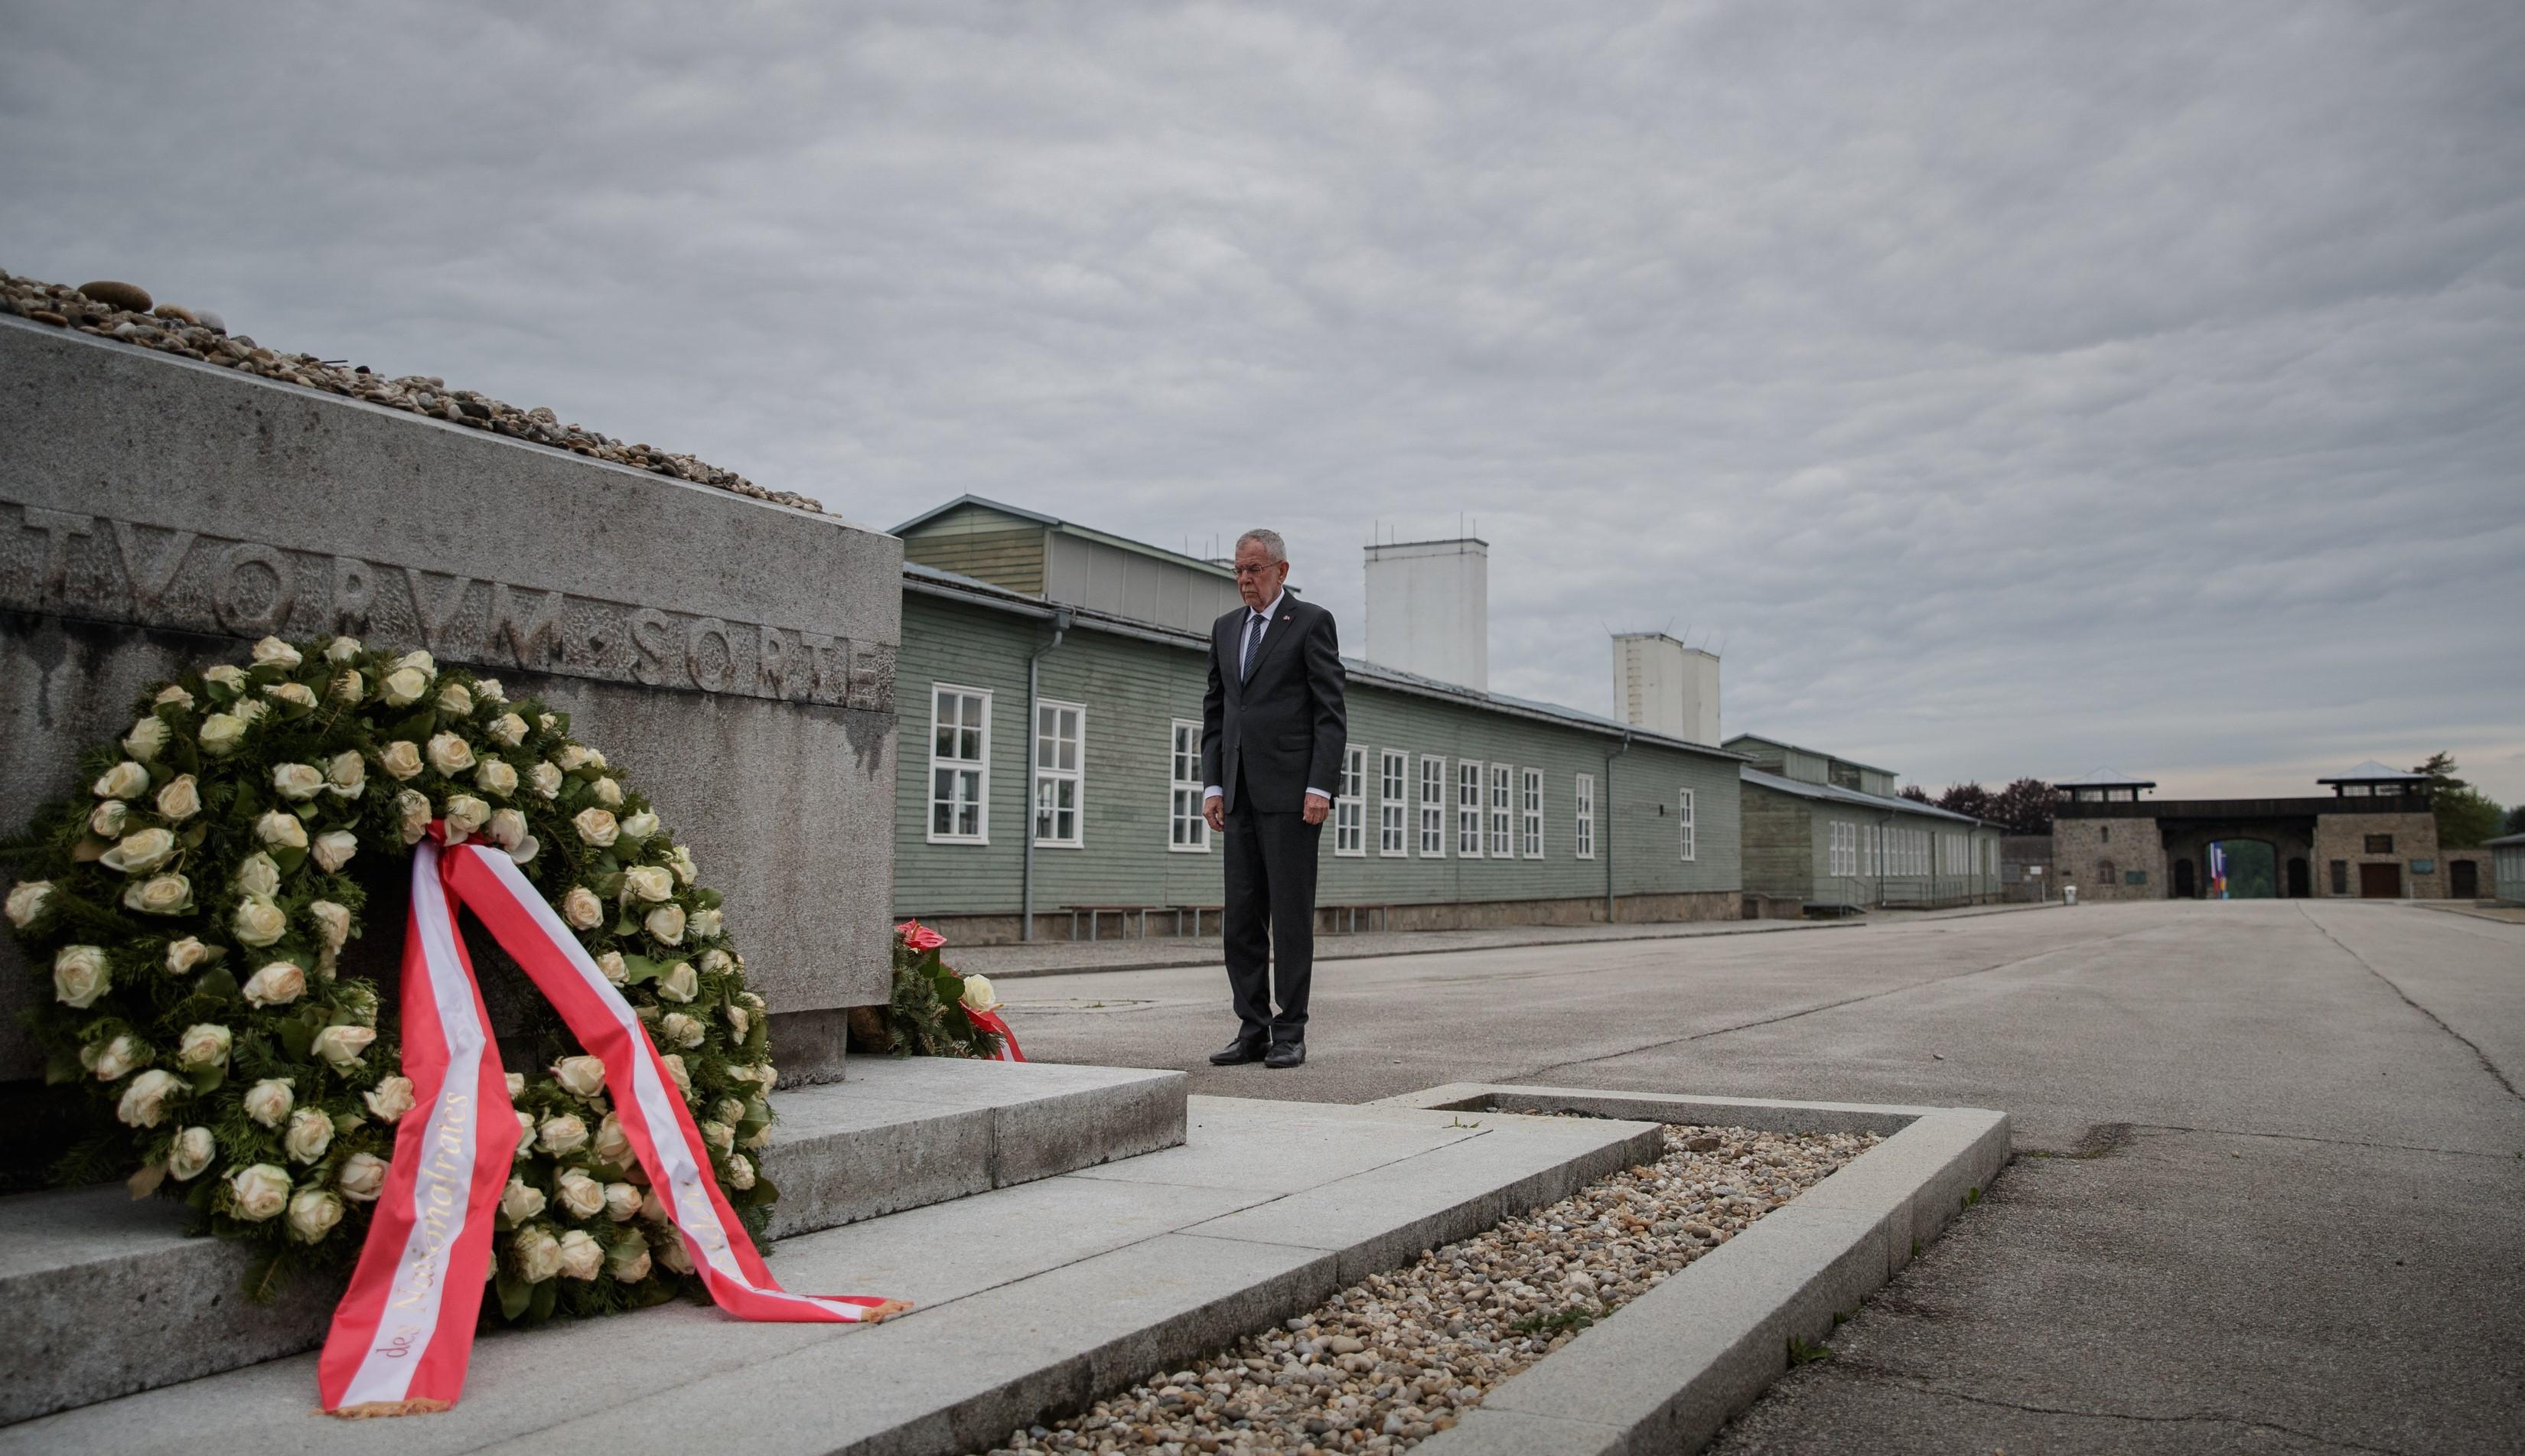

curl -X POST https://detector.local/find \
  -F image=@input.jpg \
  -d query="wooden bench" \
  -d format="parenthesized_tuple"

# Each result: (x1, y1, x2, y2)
(1063, 904, 1163, 941)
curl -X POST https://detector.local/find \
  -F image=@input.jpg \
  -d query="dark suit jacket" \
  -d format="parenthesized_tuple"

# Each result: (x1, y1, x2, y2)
(1201, 594, 1348, 815)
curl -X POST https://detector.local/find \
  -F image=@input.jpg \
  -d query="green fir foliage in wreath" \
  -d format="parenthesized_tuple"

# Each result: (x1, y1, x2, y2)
(2, 634, 782, 1323)
(883, 922, 1002, 1060)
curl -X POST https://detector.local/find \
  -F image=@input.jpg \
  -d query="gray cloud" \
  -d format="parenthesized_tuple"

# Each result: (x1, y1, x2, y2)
(8, 1, 2521, 800)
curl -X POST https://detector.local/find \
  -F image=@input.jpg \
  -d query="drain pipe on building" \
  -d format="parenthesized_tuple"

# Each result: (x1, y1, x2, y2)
(1604, 729, 1632, 924)
(1019, 608, 1074, 943)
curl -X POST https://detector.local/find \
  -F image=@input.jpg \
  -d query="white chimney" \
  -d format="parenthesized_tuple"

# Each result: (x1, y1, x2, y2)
(1364, 538, 1487, 691)
(1613, 633, 1720, 745)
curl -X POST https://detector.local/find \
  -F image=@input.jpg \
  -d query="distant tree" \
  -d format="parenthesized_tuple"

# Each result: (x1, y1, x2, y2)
(1987, 778, 2057, 836)
(2412, 754, 2503, 846)
(1936, 782, 1997, 822)
(2506, 803, 2525, 835)
(1898, 785, 1931, 803)
(2412, 751, 2467, 792)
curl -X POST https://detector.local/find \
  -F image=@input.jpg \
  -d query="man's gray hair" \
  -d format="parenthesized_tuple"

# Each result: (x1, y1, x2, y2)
(1236, 528, 1287, 563)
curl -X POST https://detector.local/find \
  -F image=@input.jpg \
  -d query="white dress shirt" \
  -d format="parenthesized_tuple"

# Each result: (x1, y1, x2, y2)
(1206, 591, 1328, 803)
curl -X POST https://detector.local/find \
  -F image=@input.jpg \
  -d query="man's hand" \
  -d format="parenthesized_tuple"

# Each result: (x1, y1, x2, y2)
(1302, 791, 1331, 826)
(1204, 796, 1227, 832)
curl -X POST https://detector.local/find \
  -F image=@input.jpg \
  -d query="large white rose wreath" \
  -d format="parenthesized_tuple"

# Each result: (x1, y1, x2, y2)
(5, 635, 777, 1324)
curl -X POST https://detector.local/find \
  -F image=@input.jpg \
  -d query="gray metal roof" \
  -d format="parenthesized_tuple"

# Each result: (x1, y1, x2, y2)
(1721, 733, 1895, 779)
(2056, 767, 2158, 787)
(1740, 766, 1992, 826)
(2316, 760, 2429, 783)
(2482, 832, 2525, 847)
(888, 494, 1235, 579)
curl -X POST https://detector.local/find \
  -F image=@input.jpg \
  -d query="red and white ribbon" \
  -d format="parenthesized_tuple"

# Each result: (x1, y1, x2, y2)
(318, 835, 904, 1419)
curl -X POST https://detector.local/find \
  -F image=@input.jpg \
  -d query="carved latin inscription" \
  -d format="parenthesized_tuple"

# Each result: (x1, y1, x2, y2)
(1, 500, 894, 711)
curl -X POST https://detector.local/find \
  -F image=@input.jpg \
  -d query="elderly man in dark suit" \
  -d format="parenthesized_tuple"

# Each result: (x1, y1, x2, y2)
(1201, 527, 1347, 1070)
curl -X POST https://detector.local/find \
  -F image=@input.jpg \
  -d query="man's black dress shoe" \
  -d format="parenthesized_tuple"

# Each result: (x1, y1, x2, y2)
(1210, 1037, 1268, 1066)
(1263, 1041, 1306, 1070)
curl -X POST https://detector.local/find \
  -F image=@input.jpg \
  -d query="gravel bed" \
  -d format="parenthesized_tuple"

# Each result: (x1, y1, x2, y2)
(0, 269, 818, 512)
(983, 1121, 1878, 1455)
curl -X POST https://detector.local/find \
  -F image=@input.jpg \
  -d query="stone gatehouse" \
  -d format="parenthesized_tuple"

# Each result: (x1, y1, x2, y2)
(2051, 763, 2458, 901)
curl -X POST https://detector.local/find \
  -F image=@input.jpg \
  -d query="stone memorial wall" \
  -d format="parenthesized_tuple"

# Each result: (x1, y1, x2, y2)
(0, 316, 900, 1083)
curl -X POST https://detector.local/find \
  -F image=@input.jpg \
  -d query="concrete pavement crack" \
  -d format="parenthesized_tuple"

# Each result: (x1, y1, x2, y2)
(2299, 904, 2523, 1106)
(2118, 1121, 2519, 1161)
(1815, 1366, 2416, 1456)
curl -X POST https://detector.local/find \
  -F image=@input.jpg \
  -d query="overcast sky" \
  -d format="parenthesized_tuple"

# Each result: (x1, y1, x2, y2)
(8, 2, 2520, 802)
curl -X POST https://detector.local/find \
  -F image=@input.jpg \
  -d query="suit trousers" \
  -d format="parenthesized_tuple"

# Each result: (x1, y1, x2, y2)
(1221, 767, 1320, 1044)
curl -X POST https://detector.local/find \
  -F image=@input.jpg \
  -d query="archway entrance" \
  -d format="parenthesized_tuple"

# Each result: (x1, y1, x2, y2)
(2210, 839, 2277, 898)
(2172, 858, 2197, 899)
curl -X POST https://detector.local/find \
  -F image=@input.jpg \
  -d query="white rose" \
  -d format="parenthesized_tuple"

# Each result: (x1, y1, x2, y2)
(488, 712, 528, 747)
(313, 1024, 376, 1068)
(235, 852, 282, 897)
(233, 897, 286, 946)
(715, 1097, 744, 1126)
(85, 1033, 143, 1081)
(243, 1077, 295, 1127)
(595, 950, 628, 985)
(475, 676, 506, 703)
(165, 936, 210, 974)
(197, 714, 246, 755)
(724, 1003, 750, 1039)
(393, 648, 435, 674)
(474, 759, 518, 798)
(659, 1011, 704, 1049)
(168, 1126, 217, 1181)
(255, 809, 308, 849)
(656, 960, 698, 1003)
(156, 683, 196, 709)
(156, 774, 201, 820)
(117, 1068, 184, 1128)
(426, 732, 475, 776)
(123, 872, 192, 916)
(325, 635, 363, 662)
(396, 789, 432, 843)
(645, 904, 686, 945)
(487, 807, 528, 849)
(53, 945, 109, 1008)
(725, 1153, 756, 1191)
(561, 886, 604, 930)
(235, 698, 270, 725)
(93, 759, 149, 799)
(311, 829, 360, 873)
(602, 1180, 642, 1221)
(622, 865, 673, 904)
(652, 1231, 696, 1275)
(333, 668, 364, 702)
(229, 1163, 292, 1221)
(961, 974, 1000, 1013)
(101, 826, 176, 874)
(552, 1055, 608, 1099)
(618, 811, 660, 845)
(530, 761, 563, 798)
(514, 1109, 536, 1158)
(594, 1111, 631, 1164)
(688, 907, 724, 942)
(123, 715, 170, 762)
(5, 880, 52, 929)
(203, 663, 248, 692)
(639, 1186, 669, 1223)
(243, 960, 307, 1007)
(555, 1168, 607, 1220)
(324, 750, 366, 797)
(90, 799, 129, 839)
(700, 1121, 735, 1156)
(308, 899, 353, 949)
(572, 808, 618, 847)
(178, 1022, 233, 1069)
(379, 740, 424, 781)
(267, 762, 322, 802)
(365, 1075, 416, 1122)
(506, 834, 540, 867)
(438, 682, 474, 717)
(513, 1226, 563, 1283)
(701, 948, 734, 976)
(288, 1187, 344, 1243)
(500, 1175, 547, 1223)
(607, 1238, 652, 1282)
(556, 745, 595, 772)
(668, 845, 698, 885)
(284, 1106, 334, 1163)
(539, 1113, 590, 1156)
(556, 1228, 603, 1280)
(382, 666, 431, 706)
(506, 1071, 526, 1101)
(661, 1054, 692, 1100)
(264, 681, 317, 709)
(252, 636, 303, 669)
(591, 777, 624, 809)
(442, 794, 490, 837)
(338, 1151, 387, 1202)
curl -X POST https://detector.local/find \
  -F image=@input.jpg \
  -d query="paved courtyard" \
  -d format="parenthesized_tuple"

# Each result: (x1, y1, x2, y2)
(995, 900, 2525, 1454)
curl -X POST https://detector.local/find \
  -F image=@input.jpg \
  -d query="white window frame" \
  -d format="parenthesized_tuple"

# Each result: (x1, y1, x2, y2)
(1488, 764, 1515, 858)
(1678, 787, 1696, 862)
(1168, 718, 1208, 853)
(1573, 773, 1595, 859)
(1031, 699, 1084, 849)
(1521, 767, 1545, 858)
(1334, 746, 1367, 858)
(927, 684, 992, 845)
(1458, 761, 1485, 858)
(1378, 750, 1409, 857)
(1863, 823, 1877, 878)
(1420, 755, 1448, 857)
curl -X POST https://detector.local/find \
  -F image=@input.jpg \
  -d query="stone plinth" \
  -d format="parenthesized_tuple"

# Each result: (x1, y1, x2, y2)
(0, 317, 899, 1083)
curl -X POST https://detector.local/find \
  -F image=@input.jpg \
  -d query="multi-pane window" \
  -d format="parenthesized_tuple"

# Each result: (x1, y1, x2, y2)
(1334, 747, 1367, 857)
(1826, 822, 1846, 877)
(1521, 768, 1544, 858)
(1458, 761, 1484, 857)
(1678, 788, 1696, 861)
(928, 686, 990, 843)
(1863, 823, 1878, 877)
(1573, 773, 1595, 859)
(1487, 765, 1514, 858)
(1420, 756, 1448, 856)
(1168, 720, 1207, 852)
(1379, 751, 1408, 856)
(1032, 701, 1083, 847)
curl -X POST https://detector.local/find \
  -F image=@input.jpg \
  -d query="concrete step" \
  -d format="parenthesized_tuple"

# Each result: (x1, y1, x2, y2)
(0, 1056, 1184, 1425)
(2, 1096, 1663, 1454)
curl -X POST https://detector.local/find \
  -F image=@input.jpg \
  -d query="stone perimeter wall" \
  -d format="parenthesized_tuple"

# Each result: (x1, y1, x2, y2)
(0, 318, 901, 1083)
(2051, 817, 2166, 901)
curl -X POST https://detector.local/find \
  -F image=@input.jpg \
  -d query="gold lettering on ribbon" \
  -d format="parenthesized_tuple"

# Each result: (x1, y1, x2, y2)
(388, 1089, 474, 1311)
